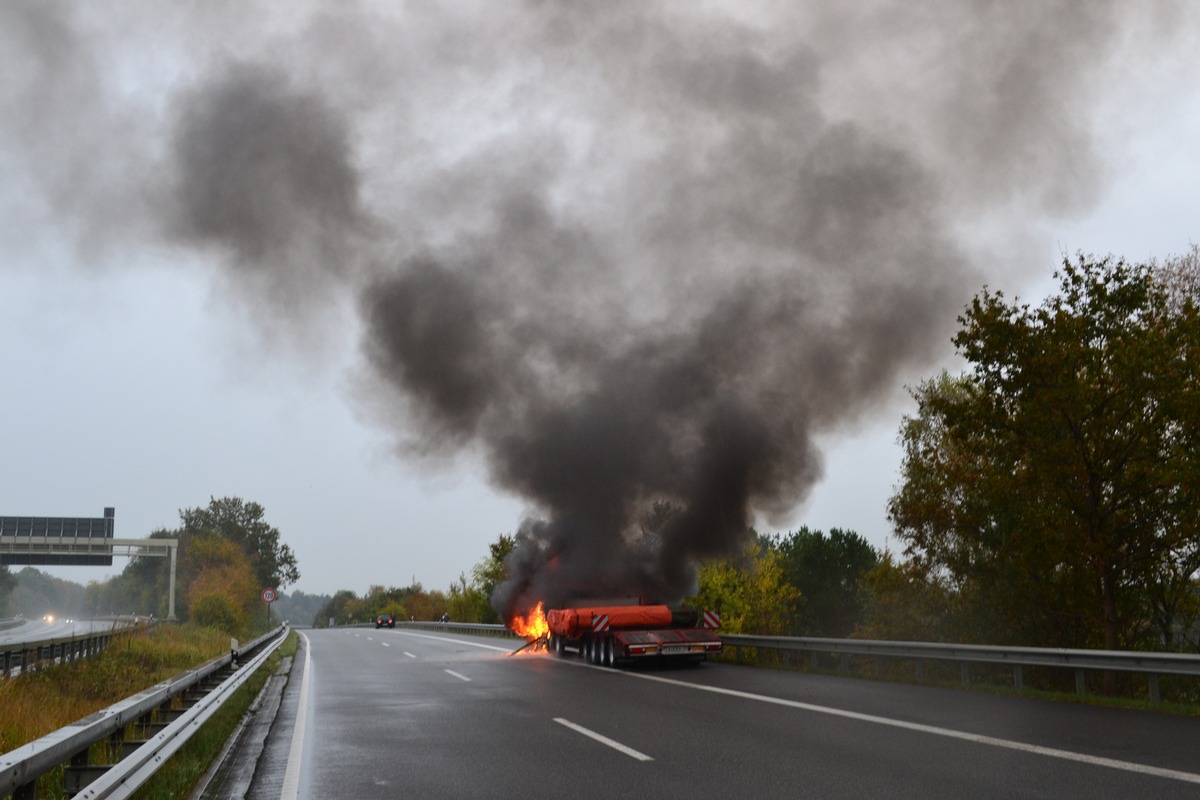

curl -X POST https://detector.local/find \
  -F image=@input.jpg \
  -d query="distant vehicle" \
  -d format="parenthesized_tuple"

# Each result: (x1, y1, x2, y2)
(43, 614, 55, 623)
(375, 614, 395, 629)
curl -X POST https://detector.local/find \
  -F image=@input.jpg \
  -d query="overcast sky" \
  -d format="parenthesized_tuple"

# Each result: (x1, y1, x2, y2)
(2, 1, 1197, 600)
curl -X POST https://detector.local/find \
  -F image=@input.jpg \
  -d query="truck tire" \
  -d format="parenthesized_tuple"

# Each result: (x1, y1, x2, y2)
(602, 637, 615, 667)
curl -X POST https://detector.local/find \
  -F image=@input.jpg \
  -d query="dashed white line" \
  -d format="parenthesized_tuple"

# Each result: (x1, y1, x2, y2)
(395, 630, 512, 652)
(404, 652, 417, 659)
(444, 669, 471, 682)
(380, 642, 390, 647)
(554, 718, 653, 762)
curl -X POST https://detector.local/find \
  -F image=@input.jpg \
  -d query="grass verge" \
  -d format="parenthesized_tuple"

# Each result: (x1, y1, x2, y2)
(0, 625, 295, 799)
(0, 625, 230, 754)
(129, 630, 298, 800)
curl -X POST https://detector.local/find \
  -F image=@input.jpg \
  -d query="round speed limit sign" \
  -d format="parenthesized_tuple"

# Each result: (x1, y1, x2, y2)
(261, 588, 277, 603)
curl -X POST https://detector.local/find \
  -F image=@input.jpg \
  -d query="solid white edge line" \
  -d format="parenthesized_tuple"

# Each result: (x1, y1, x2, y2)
(444, 669, 472, 682)
(279, 631, 312, 800)
(554, 718, 653, 762)
(618, 670, 1200, 785)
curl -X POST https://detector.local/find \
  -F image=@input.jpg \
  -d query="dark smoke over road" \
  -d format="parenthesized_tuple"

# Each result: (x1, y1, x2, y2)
(1, 1, 1191, 617)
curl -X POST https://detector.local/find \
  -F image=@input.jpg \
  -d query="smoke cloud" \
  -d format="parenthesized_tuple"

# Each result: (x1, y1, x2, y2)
(1, 1, 1191, 617)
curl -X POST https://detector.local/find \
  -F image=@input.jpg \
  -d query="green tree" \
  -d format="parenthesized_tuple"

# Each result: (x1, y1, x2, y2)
(890, 254, 1200, 652)
(190, 594, 242, 633)
(447, 573, 494, 623)
(187, 534, 259, 636)
(855, 552, 957, 642)
(314, 589, 362, 627)
(688, 538, 800, 635)
(477, 534, 515, 603)
(10, 568, 86, 619)
(179, 497, 300, 590)
(773, 527, 878, 637)
(0, 566, 16, 616)
(445, 533, 517, 624)
(274, 590, 331, 627)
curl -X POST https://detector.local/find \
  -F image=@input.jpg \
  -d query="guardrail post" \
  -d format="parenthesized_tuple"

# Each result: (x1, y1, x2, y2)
(1148, 674, 1161, 704)
(64, 746, 97, 798)
(1013, 664, 1024, 691)
(915, 660, 925, 681)
(960, 663, 970, 685)
(1074, 669, 1086, 695)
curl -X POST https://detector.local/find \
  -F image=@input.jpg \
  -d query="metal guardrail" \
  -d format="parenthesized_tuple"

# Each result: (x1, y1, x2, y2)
(2, 618, 149, 679)
(720, 634, 1200, 703)
(0, 624, 289, 799)
(355, 620, 1198, 703)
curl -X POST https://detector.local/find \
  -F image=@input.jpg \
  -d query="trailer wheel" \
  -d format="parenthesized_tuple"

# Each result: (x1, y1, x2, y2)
(603, 638, 615, 667)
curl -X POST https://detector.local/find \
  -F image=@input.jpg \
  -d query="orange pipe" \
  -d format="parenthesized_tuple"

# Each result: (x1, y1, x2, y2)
(546, 605, 673, 636)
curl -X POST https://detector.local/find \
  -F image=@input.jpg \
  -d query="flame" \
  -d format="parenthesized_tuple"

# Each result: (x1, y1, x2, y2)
(509, 601, 549, 641)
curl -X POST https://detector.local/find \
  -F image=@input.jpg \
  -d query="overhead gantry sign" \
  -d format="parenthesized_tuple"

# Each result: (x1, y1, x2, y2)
(0, 508, 179, 619)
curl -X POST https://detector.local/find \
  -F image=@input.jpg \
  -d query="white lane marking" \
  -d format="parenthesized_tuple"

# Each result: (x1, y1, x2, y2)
(366, 637, 373, 641)
(444, 669, 472, 682)
(280, 632, 313, 800)
(381, 642, 390, 648)
(554, 718, 653, 762)
(396, 630, 513, 652)
(617, 670, 1200, 785)
(404, 652, 417, 659)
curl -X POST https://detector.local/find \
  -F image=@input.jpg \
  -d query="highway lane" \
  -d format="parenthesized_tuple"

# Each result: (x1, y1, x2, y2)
(0, 617, 127, 647)
(266, 629, 1200, 799)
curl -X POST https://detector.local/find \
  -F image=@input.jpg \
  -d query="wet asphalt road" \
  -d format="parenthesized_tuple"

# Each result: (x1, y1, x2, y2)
(0, 617, 129, 646)
(252, 628, 1200, 800)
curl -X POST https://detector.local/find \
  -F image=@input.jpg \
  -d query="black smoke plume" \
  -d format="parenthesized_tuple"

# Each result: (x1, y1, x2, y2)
(1, 1, 1190, 619)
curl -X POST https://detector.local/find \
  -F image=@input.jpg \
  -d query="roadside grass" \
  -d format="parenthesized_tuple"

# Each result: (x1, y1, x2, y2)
(129, 630, 298, 800)
(1, 626, 295, 799)
(0, 625, 229, 755)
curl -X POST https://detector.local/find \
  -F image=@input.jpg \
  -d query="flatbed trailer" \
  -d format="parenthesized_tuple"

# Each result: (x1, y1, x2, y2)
(545, 604, 722, 666)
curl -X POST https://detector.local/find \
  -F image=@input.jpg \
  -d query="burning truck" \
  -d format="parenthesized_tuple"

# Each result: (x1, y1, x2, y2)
(510, 601, 723, 666)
